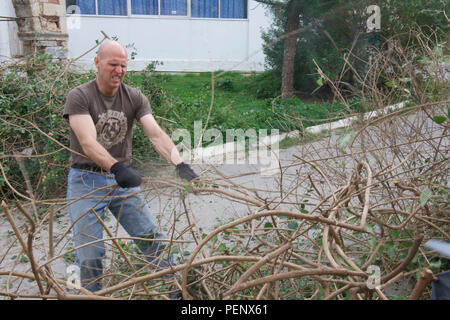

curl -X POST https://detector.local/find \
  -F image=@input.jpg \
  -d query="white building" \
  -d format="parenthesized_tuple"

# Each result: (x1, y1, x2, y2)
(1, 0, 272, 73)
(0, 1, 22, 59)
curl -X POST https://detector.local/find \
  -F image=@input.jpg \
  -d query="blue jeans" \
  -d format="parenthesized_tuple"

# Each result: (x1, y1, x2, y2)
(66, 168, 176, 292)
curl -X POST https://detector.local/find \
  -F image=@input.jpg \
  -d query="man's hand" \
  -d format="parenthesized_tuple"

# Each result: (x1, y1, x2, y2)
(176, 162, 198, 182)
(110, 162, 142, 188)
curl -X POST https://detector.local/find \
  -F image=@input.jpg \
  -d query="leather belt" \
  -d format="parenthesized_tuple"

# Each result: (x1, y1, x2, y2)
(71, 163, 108, 173)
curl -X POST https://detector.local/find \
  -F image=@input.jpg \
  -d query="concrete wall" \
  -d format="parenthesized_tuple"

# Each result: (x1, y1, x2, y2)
(66, 0, 271, 72)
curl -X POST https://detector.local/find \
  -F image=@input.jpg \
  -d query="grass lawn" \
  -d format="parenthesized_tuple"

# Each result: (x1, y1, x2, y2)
(126, 71, 361, 139)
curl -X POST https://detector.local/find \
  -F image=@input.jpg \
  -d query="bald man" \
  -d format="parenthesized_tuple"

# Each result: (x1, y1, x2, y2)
(63, 40, 197, 296)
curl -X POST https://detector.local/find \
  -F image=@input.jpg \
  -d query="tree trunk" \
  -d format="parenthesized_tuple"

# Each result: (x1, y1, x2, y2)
(281, 1, 301, 99)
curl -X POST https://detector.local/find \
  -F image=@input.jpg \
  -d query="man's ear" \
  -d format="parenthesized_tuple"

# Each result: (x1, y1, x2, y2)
(94, 56, 99, 70)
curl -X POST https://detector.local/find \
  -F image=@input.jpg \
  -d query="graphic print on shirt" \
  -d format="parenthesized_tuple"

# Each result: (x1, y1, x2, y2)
(95, 110, 127, 149)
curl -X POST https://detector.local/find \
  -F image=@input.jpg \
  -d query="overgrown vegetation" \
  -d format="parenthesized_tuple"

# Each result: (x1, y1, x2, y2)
(260, 0, 448, 95)
(0, 55, 359, 198)
(0, 55, 94, 198)
(0, 20, 448, 301)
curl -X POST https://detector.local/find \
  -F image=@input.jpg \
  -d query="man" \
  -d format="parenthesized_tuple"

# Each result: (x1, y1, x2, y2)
(63, 40, 197, 295)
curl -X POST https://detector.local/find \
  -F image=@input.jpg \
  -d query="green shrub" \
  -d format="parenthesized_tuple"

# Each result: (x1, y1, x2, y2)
(0, 54, 95, 198)
(248, 70, 281, 99)
(216, 78, 235, 91)
(261, 0, 448, 95)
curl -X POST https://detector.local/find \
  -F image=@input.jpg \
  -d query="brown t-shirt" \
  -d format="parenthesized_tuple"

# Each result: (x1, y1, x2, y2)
(63, 79, 152, 167)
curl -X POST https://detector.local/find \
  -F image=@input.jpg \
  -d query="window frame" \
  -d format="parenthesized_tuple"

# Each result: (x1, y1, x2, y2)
(66, 0, 248, 20)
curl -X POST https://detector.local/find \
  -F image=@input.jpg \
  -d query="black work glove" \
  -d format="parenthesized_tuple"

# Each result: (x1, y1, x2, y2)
(176, 162, 198, 182)
(110, 162, 142, 188)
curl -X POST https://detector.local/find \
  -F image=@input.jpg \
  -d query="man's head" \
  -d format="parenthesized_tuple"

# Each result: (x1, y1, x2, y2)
(94, 40, 128, 96)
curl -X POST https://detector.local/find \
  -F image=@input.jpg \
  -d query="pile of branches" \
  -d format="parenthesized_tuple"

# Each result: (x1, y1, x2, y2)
(0, 28, 448, 300)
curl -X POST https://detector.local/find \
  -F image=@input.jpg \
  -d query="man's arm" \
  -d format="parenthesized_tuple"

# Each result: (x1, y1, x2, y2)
(139, 114, 183, 166)
(69, 114, 142, 188)
(139, 114, 198, 181)
(69, 114, 117, 170)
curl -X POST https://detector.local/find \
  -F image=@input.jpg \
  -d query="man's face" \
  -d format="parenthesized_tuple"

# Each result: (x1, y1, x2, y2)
(95, 44, 128, 95)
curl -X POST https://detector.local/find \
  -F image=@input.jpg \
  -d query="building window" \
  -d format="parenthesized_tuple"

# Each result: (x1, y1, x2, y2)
(131, 0, 187, 16)
(192, 0, 247, 19)
(66, 0, 96, 15)
(191, 0, 218, 18)
(220, 0, 247, 19)
(131, 0, 158, 15)
(161, 0, 188, 16)
(67, 0, 247, 19)
(98, 0, 127, 16)
(66, 0, 127, 15)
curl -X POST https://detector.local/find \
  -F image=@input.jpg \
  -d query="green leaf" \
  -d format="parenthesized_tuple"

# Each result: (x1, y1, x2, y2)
(317, 77, 323, 87)
(288, 221, 299, 230)
(365, 224, 374, 234)
(264, 222, 273, 229)
(338, 130, 356, 149)
(400, 241, 413, 248)
(20, 254, 29, 263)
(368, 237, 376, 248)
(316, 237, 323, 246)
(387, 246, 396, 259)
(420, 188, 433, 207)
(218, 243, 227, 252)
(433, 116, 446, 125)
(412, 252, 420, 265)
(433, 45, 443, 57)
(390, 230, 400, 238)
(430, 260, 442, 269)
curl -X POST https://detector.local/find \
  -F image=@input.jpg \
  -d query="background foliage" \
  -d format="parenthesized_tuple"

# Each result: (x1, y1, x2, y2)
(260, 0, 448, 95)
(0, 56, 356, 198)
